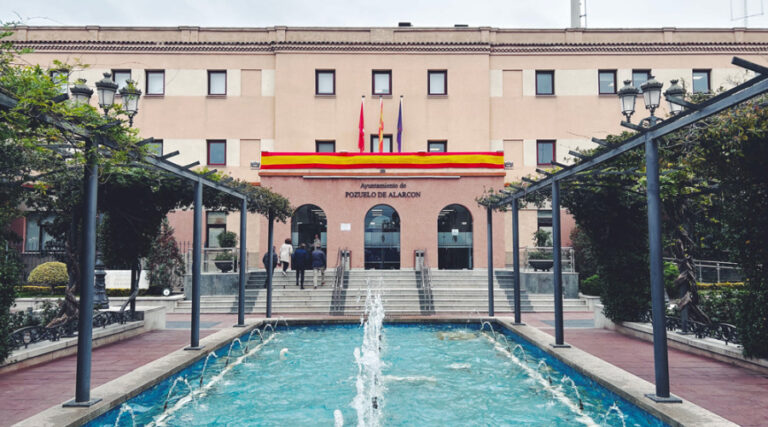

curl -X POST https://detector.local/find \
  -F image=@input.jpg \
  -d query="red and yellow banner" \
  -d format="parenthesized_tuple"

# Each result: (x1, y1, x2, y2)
(261, 152, 503, 170)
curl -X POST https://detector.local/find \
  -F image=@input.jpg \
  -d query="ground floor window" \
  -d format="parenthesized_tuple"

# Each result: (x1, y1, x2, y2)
(24, 214, 57, 253)
(206, 212, 227, 247)
(364, 204, 400, 269)
(437, 204, 473, 269)
(291, 204, 327, 251)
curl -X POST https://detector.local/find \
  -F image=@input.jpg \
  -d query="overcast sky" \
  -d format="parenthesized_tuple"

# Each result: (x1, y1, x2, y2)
(4, 0, 768, 29)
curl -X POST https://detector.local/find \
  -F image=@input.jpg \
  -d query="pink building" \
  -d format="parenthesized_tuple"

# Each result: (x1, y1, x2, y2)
(9, 25, 766, 269)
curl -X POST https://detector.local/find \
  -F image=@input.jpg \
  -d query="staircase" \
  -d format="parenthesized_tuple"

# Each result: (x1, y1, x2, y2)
(174, 269, 589, 315)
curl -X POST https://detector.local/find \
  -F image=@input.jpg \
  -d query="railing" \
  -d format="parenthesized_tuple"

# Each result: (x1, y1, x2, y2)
(9, 310, 138, 351)
(415, 249, 434, 314)
(521, 247, 575, 272)
(663, 257, 743, 283)
(182, 246, 241, 273)
(665, 316, 741, 346)
(333, 248, 349, 290)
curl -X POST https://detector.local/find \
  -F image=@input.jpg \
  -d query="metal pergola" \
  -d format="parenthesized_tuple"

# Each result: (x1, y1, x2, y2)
(483, 57, 768, 402)
(0, 92, 252, 406)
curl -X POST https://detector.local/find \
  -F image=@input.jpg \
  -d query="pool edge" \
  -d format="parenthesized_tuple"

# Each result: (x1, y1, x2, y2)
(495, 318, 737, 427)
(14, 315, 737, 427)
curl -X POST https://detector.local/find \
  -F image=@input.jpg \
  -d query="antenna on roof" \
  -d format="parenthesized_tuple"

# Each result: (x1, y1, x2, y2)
(731, 0, 764, 27)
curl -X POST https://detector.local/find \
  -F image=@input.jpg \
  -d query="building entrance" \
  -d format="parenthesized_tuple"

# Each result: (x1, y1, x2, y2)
(437, 204, 473, 269)
(364, 204, 400, 269)
(291, 204, 326, 251)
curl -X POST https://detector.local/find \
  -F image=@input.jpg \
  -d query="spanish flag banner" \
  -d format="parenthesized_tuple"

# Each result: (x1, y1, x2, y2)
(261, 152, 504, 170)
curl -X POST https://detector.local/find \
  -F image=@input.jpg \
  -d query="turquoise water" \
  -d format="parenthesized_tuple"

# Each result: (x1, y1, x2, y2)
(90, 323, 665, 426)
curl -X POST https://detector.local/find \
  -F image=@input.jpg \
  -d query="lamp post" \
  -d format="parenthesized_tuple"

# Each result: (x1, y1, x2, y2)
(119, 79, 142, 126)
(64, 72, 140, 407)
(663, 79, 686, 116)
(95, 72, 118, 117)
(616, 76, 683, 403)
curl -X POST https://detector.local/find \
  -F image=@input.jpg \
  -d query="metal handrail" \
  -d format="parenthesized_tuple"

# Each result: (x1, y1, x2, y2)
(333, 248, 348, 289)
(663, 257, 743, 283)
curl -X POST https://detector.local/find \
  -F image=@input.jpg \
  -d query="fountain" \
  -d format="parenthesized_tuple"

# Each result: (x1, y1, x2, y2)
(263, 323, 275, 335)
(536, 359, 552, 385)
(351, 282, 385, 427)
(113, 403, 136, 427)
(198, 353, 219, 387)
(163, 377, 193, 411)
(561, 375, 584, 411)
(225, 338, 244, 366)
(333, 409, 344, 427)
(603, 402, 627, 427)
(479, 321, 496, 338)
(497, 334, 511, 351)
(511, 344, 528, 363)
(244, 329, 264, 352)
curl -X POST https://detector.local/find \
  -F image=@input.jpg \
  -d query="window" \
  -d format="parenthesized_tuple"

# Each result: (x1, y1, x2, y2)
(146, 70, 165, 95)
(370, 134, 393, 153)
(207, 140, 226, 165)
(428, 70, 447, 95)
(537, 210, 553, 243)
(49, 69, 68, 94)
(206, 212, 227, 248)
(693, 69, 711, 94)
(315, 140, 336, 152)
(535, 70, 554, 95)
(208, 70, 226, 95)
(24, 214, 57, 253)
(598, 70, 617, 94)
(146, 139, 163, 156)
(112, 69, 131, 91)
(315, 70, 335, 95)
(536, 140, 555, 166)
(372, 70, 392, 96)
(428, 140, 447, 152)
(632, 69, 651, 92)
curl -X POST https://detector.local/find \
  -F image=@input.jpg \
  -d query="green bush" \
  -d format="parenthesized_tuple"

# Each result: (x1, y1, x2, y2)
(580, 274, 605, 296)
(663, 262, 679, 298)
(532, 229, 552, 247)
(27, 262, 68, 292)
(699, 287, 744, 325)
(217, 231, 237, 248)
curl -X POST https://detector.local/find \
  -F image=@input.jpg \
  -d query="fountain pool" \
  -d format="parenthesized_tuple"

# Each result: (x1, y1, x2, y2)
(88, 321, 664, 426)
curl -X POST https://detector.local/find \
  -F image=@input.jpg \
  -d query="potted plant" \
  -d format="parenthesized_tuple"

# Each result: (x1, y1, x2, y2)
(528, 229, 554, 271)
(214, 231, 238, 273)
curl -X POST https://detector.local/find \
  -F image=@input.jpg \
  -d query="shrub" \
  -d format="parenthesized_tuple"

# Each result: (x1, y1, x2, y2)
(0, 243, 23, 364)
(146, 219, 185, 290)
(699, 287, 744, 325)
(663, 262, 679, 299)
(217, 231, 237, 248)
(580, 274, 605, 296)
(27, 262, 68, 292)
(532, 229, 552, 247)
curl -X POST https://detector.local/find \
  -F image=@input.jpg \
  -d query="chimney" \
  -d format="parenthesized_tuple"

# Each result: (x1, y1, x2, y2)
(570, 0, 582, 28)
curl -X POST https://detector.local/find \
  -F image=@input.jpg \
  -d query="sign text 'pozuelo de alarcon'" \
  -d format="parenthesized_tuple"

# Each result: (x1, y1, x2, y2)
(345, 182, 421, 199)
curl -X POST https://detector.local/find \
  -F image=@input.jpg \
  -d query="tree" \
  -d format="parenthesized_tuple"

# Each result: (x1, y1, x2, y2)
(146, 219, 185, 294)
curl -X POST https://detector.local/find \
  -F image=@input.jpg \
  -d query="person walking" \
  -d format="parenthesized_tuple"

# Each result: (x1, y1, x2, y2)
(279, 238, 293, 276)
(313, 234, 322, 250)
(311, 246, 326, 288)
(262, 246, 278, 288)
(292, 243, 310, 289)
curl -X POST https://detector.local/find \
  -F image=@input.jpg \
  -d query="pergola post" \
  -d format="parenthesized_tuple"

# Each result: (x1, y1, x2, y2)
(644, 134, 679, 402)
(186, 179, 204, 350)
(266, 210, 275, 318)
(511, 198, 523, 325)
(64, 137, 101, 407)
(486, 206, 494, 317)
(551, 180, 568, 347)
(236, 197, 247, 327)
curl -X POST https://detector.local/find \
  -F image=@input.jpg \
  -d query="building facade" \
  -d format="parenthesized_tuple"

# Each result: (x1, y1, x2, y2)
(9, 25, 765, 269)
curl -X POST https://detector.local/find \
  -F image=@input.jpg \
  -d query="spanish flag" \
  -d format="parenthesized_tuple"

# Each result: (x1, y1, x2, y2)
(377, 97, 384, 152)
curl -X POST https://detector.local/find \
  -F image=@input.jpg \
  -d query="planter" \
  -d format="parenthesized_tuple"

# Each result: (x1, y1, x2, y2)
(529, 259, 554, 272)
(214, 260, 233, 273)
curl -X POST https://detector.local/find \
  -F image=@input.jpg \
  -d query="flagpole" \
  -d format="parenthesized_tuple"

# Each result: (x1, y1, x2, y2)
(398, 95, 403, 153)
(358, 95, 365, 153)
(378, 96, 384, 153)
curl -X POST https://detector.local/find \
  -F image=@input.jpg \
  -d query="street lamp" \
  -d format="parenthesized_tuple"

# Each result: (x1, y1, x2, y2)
(618, 80, 639, 122)
(119, 79, 142, 127)
(663, 79, 686, 116)
(640, 75, 663, 116)
(95, 72, 118, 116)
(70, 78, 94, 105)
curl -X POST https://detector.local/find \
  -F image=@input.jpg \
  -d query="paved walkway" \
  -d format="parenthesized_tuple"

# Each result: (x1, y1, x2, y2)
(1, 311, 767, 426)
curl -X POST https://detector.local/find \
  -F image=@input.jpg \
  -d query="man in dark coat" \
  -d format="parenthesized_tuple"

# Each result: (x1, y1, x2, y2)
(311, 247, 326, 288)
(262, 246, 278, 288)
(292, 243, 310, 289)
